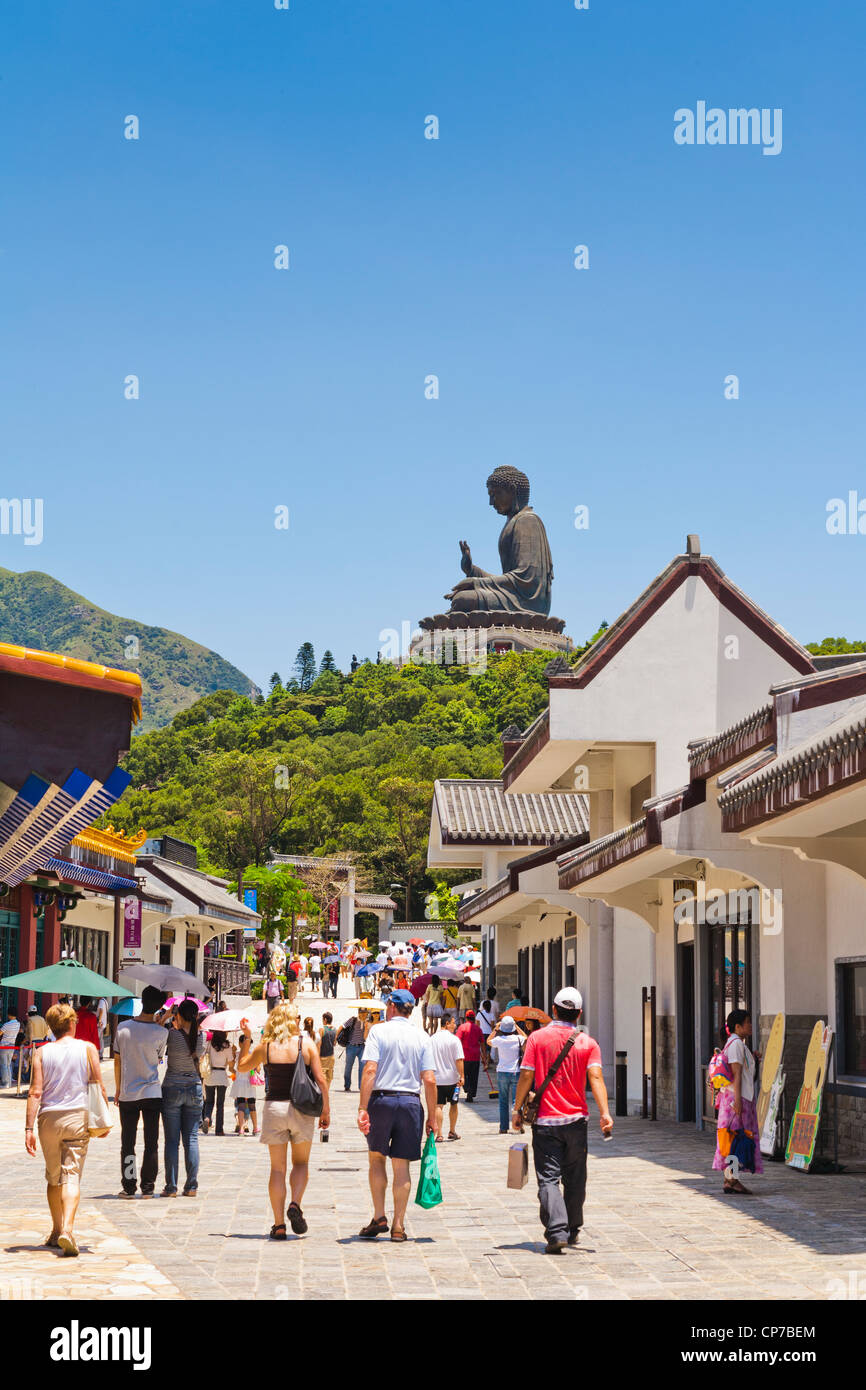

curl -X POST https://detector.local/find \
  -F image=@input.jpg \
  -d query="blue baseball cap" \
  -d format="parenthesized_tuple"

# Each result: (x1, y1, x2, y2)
(389, 989, 415, 1007)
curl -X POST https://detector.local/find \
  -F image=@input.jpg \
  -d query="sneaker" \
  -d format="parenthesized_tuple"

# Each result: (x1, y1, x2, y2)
(287, 1202, 308, 1235)
(161, 1188, 178, 1198)
(118, 1191, 136, 1200)
(567, 1230, 580, 1247)
(141, 1190, 154, 1199)
(544, 1239, 567, 1255)
(182, 1189, 198, 1198)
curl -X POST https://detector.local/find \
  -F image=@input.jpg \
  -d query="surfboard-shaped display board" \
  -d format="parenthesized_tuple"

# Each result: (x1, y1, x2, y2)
(785, 1022, 833, 1170)
(758, 1012, 785, 1157)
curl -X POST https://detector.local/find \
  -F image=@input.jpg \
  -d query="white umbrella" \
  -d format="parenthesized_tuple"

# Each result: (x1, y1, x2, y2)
(119, 963, 209, 997)
(204, 1005, 267, 1033)
(430, 959, 465, 980)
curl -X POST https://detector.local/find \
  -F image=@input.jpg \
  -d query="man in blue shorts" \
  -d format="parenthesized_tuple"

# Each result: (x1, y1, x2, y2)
(357, 989, 437, 1242)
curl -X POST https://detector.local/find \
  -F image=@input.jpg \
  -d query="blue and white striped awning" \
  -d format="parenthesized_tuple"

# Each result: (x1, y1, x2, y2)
(42, 858, 138, 893)
(0, 766, 131, 888)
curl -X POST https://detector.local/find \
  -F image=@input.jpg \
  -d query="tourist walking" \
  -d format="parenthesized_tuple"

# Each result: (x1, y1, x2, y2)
(476, 995, 498, 1062)
(114, 986, 168, 1198)
(94, 997, 109, 1058)
(343, 1009, 368, 1091)
(237, 1004, 329, 1239)
(423, 975, 445, 1035)
(457, 976, 475, 1023)
(310, 954, 322, 991)
(513, 987, 612, 1254)
(23, 1004, 51, 1080)
(712, 1009, 764, 1194)
(504, 984, 521, 1011)
(326, 959, 341, 1000)
(489, 1015, 525, 1132)
(265, 970, 284, 1014)
(231, 1032, 261, 1137)
(161, 998, 204, 1196)
(25, 1002, 108, 1256)
(0, 1007, 20, 1088)
(318, 1013, 336, 1091)
(202, 1030, 235, 1136)
(357, 990, 437, 1242)
(430, 1016, 465, 1142)
(73, 998, 101, 1052)
(456, 1010, 484, 1102)
(285, 963, 299, 1006)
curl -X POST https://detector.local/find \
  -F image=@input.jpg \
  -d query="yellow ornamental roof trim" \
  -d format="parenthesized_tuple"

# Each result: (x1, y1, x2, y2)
(0, 642, 143, 723)
(71, 825, 148, 864)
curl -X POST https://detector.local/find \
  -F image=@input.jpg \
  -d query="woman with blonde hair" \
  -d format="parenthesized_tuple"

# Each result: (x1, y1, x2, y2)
(25, 1002, 108, 1256)
(237, 1003, 329, 1240)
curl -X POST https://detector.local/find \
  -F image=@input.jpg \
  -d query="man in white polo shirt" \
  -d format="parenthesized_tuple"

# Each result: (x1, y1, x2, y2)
(357, 989, 437, 1242)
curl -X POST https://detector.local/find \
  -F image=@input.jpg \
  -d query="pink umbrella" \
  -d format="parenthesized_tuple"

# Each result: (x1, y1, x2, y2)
(308, 940, 330, 950)
(164, 996, 209, 1012)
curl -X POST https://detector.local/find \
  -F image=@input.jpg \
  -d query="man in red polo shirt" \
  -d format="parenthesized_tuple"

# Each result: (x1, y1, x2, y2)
(455, 1010, 484, 1102)
(513, 987, 612, 1254)
(74, 998, 102, 1052)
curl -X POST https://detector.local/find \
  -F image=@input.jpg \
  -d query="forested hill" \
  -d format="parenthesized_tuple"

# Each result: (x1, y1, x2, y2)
(103, 651, 560, 918)
(0, 568, 259, 732)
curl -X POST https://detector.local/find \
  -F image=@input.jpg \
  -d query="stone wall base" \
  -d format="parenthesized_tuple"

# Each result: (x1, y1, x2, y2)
(494, 962, 518, 994)
(656, 1015, 677, 1119)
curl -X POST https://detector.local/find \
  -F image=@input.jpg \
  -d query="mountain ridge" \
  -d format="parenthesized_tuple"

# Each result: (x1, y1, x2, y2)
(0, 567, 260, 732)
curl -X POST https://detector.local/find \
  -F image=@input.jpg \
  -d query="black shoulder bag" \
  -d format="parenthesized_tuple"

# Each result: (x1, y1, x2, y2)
(520, 1030, 578, 1126)
(290, 1036, 324, 1117)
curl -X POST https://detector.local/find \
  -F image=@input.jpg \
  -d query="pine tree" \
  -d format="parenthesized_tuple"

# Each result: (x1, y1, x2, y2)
(319, 650, 337, 673)
(294, 642, 317, 691)
(269, 672, 283, 694)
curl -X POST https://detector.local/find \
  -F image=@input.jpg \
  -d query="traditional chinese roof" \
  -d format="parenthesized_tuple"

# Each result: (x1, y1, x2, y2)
(547, 553, 814, 692)
(71, 825, 148, 865)
(354, 893, 398, 911)
(43, 857, 139, 893)
(0, 642, 142, 723)
(718, 699, 866, 832)
(687, 704, 775, 779)
(434, 779, 589, 845)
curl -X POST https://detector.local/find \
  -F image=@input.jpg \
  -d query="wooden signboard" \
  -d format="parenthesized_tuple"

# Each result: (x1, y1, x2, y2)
(758, 1012, 785, 1157)
(785, 1022, 833, 1171)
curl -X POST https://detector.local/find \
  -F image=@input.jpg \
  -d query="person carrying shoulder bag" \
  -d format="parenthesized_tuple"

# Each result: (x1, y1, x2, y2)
(512, 987, 612, 1255)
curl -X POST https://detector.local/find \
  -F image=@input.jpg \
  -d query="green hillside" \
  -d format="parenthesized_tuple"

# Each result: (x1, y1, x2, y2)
(0, 569, 259, 732)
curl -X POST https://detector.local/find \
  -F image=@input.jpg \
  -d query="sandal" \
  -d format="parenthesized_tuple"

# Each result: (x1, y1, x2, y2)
(358, 1216, 389, 1239)
(269, 1223, 287, 1240)
(447, 1133, 460, 1141)
(57, 1232, 79, 1257)
(287, 1202, 308, 1235)
(390, 1226, 408, 1242)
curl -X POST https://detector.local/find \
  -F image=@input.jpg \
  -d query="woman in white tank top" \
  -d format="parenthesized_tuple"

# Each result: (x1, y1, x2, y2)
(25, 1002, 107, 1256)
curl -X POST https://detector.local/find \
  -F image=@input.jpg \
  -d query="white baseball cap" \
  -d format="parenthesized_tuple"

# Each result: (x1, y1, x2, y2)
(553, 987, 583, 1012)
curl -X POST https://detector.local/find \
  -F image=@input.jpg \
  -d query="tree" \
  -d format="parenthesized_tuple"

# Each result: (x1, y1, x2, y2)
(269, 672, 283, 694)
(377, 775, 434, 921)
(194, 750, 312, 882)
(319, 650, 337, 673)
(232, 865, 316, 943)
(806, 636, 866, 654)
(295, 642, 317, 691)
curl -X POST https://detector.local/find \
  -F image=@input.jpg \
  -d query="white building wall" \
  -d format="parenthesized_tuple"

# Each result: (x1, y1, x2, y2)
(613, 908, 654, 1104)
(550, 577, 805, 794)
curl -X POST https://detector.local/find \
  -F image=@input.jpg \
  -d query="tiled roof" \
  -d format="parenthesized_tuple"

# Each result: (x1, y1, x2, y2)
(355, 893, 398, 910)
(687, 703, 775, 778)
(718, 699, 866, 828)
(434, 779, 589, 845)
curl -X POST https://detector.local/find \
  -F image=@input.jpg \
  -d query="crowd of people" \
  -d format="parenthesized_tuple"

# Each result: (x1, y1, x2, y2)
(34, 935, 777, 1257)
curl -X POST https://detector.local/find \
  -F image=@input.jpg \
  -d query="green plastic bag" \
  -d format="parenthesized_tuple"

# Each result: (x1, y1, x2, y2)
(414, 1130, 443, 1209)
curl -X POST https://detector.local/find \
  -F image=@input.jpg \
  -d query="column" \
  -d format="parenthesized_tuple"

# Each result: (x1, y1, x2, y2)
(42, 899, 61, 1006)
(17, 885, 39, 1016)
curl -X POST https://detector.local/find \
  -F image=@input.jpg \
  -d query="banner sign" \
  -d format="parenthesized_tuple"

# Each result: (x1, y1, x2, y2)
(328, 899, 339, 930)
(243, 887, 258, 913)
(122, 897, 141, 949)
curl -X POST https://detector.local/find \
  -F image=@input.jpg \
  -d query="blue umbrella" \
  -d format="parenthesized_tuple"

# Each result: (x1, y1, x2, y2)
(110, 997, 142, 1017)
(322, 955, 341, 965)
(356, 962, 380, 976)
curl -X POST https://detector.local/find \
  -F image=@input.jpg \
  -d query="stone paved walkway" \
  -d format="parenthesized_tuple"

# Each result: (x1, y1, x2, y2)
(1, 981, 864, 1301)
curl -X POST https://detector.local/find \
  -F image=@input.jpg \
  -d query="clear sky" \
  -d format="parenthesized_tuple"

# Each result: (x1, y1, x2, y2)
(4, 2, 865, 688)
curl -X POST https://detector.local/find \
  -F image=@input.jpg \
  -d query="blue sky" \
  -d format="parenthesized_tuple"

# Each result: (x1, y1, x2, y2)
(3, 1, 865, 687)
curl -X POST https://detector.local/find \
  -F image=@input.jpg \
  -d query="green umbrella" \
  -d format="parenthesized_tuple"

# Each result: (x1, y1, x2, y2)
(0, 958, 133, 998)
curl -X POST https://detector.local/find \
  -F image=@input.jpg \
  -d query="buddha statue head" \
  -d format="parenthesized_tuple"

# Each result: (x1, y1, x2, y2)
(486, 466, 530, 516)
